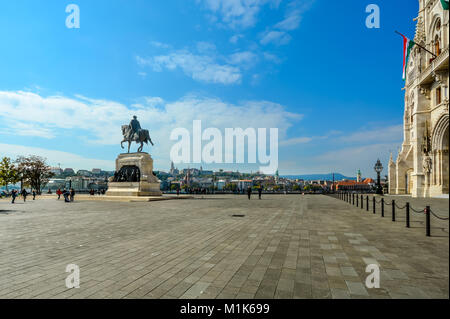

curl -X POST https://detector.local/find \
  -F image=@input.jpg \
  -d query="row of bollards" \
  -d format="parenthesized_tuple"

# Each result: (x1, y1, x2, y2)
(336, 191, 432, 237)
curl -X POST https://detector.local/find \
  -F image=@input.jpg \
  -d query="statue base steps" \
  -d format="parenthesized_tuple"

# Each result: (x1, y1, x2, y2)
(106, 181, 162, 197)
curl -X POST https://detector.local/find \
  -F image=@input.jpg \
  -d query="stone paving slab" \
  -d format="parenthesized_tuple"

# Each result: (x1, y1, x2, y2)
(0, 194, 448, 299)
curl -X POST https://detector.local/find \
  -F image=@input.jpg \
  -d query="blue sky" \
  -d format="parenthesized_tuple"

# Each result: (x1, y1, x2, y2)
(0, 0, 419, 178)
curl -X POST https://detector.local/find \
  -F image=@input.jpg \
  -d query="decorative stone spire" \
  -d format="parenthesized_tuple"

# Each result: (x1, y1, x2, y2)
(414, 16, 425, 44)
(389, 152, 395, 166)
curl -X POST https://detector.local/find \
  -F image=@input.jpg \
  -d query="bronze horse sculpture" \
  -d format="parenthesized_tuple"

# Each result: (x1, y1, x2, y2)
(120, 125, 154, 153)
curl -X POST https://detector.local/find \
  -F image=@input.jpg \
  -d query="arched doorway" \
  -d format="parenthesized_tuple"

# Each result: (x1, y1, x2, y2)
(432, 114, 449, 194)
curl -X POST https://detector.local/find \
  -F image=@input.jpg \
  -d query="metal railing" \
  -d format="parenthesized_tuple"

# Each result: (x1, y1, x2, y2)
(332, 191, 448, 237)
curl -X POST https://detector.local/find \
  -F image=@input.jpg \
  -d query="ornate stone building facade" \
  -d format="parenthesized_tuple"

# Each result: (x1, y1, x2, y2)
(389, 0, 449, 197)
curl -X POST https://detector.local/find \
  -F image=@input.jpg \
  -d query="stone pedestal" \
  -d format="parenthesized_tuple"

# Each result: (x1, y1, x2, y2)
(106, 152, 162, 197)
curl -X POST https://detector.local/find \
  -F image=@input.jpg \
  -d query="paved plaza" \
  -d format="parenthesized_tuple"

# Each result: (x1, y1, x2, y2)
(0, 194, 448, 299)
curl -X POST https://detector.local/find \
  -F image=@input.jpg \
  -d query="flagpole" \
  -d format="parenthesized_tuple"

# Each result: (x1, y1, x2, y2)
(395, 31, 437, 58)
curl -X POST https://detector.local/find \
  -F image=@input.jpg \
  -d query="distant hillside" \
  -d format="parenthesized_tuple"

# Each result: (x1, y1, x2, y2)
(281, 173, 356, 181)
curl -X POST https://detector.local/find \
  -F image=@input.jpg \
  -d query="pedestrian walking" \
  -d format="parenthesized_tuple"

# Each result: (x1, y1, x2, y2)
(247, 187, 252, 200)
(56, 188, 62, 200)
(70, 188, 75, 202)
(21, 189, 28, 202)
(32, 190, 36, 200)
(258, 187, 262, 199)
(63, 189, 70, 203)
(11, 189, 17, 204)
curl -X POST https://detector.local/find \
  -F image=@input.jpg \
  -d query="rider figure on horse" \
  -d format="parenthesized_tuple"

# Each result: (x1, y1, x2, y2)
(129, 115, 142, 140)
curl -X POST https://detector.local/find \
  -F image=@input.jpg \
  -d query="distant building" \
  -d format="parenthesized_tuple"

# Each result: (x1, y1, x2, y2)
(335, 180, 371, 192)
(169, 162, 179, 176)
(92, 168, 102, 175)
(46, 178, 66, 190)
(63, 168, 75, 175)
(77, 169, 92, 177)
(50, 167, 63, 176)
(237, 180, 253, 190)
(216, 179, 227, 190)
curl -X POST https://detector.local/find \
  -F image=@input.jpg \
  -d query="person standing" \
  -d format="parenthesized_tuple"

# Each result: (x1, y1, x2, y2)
(63, 189, 70, 202)
(258, 187, 262, 200)
(247, 186, 252, 200)
(70, 188, 75, 202)
(11, 189, 17, 204)
(32, 190, 36, 200)
(56, 188, 62, 200)
(21, 189, 28, 202)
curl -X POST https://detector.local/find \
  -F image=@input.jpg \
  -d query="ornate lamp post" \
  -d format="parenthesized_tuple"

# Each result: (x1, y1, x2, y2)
(374, 159, 383, 195)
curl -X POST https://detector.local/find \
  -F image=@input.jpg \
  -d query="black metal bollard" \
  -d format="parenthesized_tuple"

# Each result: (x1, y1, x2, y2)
(373, 197, 376, 214)
(426, 206, 431, 237)
(356, 194, 359, 207)
(366, 196, 369, 212)
(352, 193, 355, 205)
(392, 200, 396, 222)
(406, 202, 410, 228)
(381, 198, 384, 217)
(361, 195, 363, 210)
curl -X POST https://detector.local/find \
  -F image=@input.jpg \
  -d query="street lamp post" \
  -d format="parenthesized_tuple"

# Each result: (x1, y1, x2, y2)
(374, 159, 383, 195)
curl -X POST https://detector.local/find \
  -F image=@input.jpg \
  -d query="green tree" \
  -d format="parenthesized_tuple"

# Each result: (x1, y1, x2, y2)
(0, 157, 20, 192)
(16, 155, 54, 194)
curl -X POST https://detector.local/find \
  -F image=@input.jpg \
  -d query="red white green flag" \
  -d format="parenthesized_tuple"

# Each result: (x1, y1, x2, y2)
(401, 35, 415, 80)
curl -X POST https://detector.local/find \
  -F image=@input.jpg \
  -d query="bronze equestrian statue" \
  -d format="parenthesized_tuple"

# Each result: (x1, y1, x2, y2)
(120, 115, 154, 153)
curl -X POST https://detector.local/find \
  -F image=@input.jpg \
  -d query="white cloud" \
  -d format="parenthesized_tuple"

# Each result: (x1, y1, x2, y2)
(0, 143, 115, 171)
(138, 71, 147, 79)
(263, 52, 282, 64)
(197, 0, 281, 29)
(196, 41, 217, 54)
(260, 0, 315, 46)
(229, 34, 244, 44)
(0, 90, 304, 169)
(280, 136, 312, 146)
(312, 143, 397, 177)
(0, 91, 133, 145)
(260, 30, 292, 45)
(0, 120, 56, 139)
(227, 51, 258, 65)
(137, 51, 242, 85)
(274, 9, 302, 30)
(150, 41, 171, 49)
(337, 125, 403, 144)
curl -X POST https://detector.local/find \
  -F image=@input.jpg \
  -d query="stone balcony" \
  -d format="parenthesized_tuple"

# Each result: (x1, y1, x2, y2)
(419, 47, 449, 85)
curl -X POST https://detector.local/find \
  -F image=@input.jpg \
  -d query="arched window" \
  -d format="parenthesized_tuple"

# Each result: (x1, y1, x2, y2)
(434, 19, 441, 56)
(435, 35, 441, 56)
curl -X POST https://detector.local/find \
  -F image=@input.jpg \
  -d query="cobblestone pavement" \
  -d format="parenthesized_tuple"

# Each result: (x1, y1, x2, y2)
(0, 195, 448, 299)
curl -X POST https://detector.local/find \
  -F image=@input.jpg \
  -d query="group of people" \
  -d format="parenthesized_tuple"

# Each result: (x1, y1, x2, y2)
(89, 189, 106, 196)
(56, 188, 75, 202)
(9, 189, 37, 203)
(247, 187, 263, 200)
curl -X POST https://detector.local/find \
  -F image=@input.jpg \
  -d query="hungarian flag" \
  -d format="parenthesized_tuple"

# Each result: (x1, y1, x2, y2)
(401, 35, 415, 80)
(441, 0, 449, 10)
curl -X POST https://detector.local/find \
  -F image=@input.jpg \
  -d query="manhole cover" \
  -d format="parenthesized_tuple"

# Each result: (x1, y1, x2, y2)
(232, 214, 245, 217)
